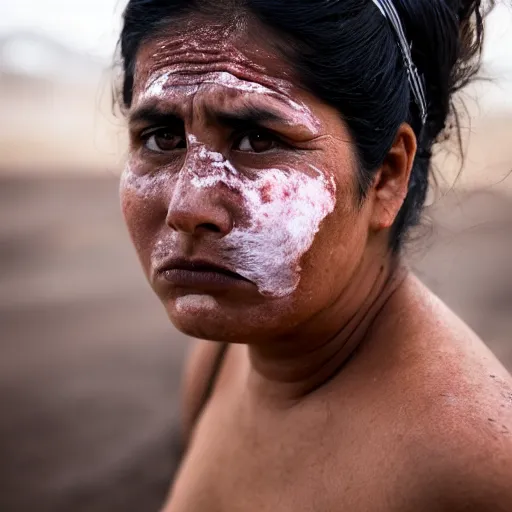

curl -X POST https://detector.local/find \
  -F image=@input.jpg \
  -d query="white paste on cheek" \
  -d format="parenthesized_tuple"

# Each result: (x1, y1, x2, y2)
(120, 164, 169, 199)
(226, 168, 336, 298)
(190, 152, 336, 298)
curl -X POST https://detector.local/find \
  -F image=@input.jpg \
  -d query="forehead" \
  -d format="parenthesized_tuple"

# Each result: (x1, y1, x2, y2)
(131, 16, 303, 108)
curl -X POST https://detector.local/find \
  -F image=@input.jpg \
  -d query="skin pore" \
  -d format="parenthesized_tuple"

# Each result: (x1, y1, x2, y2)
(120, 12, 512, 512)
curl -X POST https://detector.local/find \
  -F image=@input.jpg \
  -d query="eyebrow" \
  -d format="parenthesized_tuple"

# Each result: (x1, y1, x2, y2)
(129, 105, 182, 127)
(129, 103, 290, 129)
(213, 106, 289, 129)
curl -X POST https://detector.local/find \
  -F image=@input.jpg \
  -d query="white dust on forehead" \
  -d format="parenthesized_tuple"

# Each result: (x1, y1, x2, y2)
(140, 71, 320, 133)
(186, 146, 336, 298)
(145, 71, 275, 98)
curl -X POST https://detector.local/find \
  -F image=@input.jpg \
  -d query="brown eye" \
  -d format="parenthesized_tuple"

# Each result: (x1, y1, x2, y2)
(144, 128, 186, 153)
(236, 132, 277, 153)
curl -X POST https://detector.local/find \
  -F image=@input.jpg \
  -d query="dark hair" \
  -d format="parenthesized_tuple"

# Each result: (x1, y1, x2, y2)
(118, 0, 493, 251)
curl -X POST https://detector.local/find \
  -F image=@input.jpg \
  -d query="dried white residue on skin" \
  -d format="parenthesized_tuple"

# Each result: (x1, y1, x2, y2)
(124, 69, 336, 298)
(140, 70, 320, 135)
(120, 165, 169, 199)
(191, 157, 336, 297)
(123, 153, 336, 298)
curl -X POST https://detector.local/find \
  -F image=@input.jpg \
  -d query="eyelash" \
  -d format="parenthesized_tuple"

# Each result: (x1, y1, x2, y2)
(233, 129, 282, 150)
(139, 127, 288, 153)
(139, 126, 183, 143)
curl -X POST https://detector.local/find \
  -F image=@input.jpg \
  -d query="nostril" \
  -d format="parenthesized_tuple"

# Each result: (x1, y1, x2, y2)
(197, 223, 221, 233)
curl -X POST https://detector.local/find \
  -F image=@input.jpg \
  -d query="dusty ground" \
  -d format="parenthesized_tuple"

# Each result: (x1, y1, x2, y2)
(0, 174, 511, 512)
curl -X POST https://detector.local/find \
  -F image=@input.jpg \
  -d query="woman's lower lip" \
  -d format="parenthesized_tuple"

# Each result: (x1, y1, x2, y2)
(161, 268, 250, 290)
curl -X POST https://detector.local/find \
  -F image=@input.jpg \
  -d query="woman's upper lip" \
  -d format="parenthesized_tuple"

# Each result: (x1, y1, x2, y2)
(157, 258, 250, 282)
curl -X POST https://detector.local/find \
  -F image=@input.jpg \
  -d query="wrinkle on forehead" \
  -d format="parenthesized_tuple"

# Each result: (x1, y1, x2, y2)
(139, 14, 279, 74)
(139, 71, 319, 131)
(133, 16, 301, 104)
(132, 27, 322, 134)
(148, 18, 265, 69)
(144, 71, 288, 100)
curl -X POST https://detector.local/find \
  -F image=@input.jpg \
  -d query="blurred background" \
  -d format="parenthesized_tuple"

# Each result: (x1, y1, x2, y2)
(0, 1, 511, 511)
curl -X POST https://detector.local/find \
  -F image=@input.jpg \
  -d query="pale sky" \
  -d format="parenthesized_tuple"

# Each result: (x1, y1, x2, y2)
(0, 0, 126, 60)
(0, 0, 510, 110)
(1, 0, 511, 65)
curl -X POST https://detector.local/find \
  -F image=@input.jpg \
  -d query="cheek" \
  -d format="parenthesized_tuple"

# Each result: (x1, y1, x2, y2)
(119, 182, 135, 225)
(331, 187, 364, 240)
(119, 168, 165, 265)
(300, 167, 369, 288)
(220, 167, 337, 298)
(325, 156, 366, 244)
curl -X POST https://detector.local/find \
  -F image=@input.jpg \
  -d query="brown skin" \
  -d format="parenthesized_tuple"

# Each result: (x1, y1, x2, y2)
(121, 15, 512, 512)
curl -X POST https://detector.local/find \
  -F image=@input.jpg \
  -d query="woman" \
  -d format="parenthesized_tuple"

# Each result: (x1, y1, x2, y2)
(118, 0, 512, 510)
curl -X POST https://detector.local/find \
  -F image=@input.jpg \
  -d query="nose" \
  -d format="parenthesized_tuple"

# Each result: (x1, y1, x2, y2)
(165, 171, 234, 238)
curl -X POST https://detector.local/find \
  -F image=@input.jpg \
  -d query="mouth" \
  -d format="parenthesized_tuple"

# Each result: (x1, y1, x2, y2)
(156, 258, 252, 291)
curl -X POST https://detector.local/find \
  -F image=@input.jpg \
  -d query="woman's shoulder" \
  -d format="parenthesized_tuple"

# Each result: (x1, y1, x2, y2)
(385, 275, 512, 505)
(406, 378, 512, 511)
(392, 273, 512, 420)
(389, 273, 509, 377)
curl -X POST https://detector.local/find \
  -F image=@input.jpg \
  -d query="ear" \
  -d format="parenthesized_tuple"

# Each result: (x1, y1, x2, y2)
(369, 123, 417, 231)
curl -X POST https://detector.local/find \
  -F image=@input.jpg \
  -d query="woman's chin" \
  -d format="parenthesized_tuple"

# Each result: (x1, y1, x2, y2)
(164, 292, 289, 343)
(165, 293, 246, 342)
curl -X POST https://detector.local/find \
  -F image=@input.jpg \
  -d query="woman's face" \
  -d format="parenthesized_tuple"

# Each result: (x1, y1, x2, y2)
(121, 18, 382, 343)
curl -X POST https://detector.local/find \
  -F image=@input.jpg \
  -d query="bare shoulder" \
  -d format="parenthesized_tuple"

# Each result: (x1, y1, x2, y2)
(181, 339, 228, 442)
(391, 276, 512, 510)
(412, 403, 512, 511)
(416, 372, 512, 510)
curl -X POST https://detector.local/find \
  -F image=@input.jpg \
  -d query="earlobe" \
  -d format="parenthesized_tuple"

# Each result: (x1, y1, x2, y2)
(370, 123, 417, 231)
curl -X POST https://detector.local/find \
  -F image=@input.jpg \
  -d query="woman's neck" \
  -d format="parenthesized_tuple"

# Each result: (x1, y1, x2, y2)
(247, 256, 408, 402)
